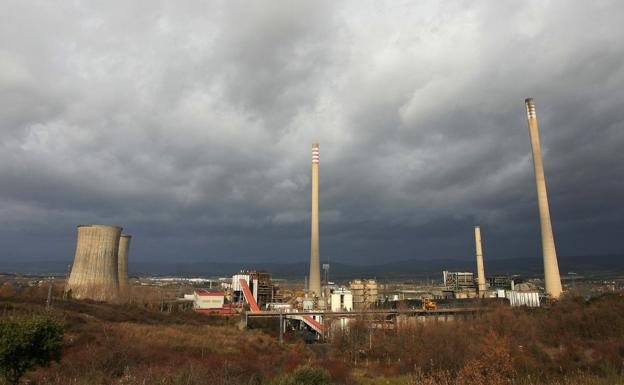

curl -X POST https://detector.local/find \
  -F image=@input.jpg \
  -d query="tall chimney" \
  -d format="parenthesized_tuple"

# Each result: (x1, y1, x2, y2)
(525, 98, 563, 298)
(309, 143, 321, 296)
(474, 226, 486, 297)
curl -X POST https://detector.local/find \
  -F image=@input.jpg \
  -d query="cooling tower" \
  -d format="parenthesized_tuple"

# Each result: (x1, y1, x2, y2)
(525, 98, 563, 299)
(474, 226, 487, 297)
(118, 234, 132, 291)
(309, 143, 322, 296)
(66, 224, 122, 302)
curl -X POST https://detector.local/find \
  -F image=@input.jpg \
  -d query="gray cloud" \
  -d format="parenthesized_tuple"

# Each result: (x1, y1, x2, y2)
(1, 0, 623, 266)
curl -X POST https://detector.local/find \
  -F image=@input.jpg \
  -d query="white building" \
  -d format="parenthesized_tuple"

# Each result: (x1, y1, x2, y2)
(330, 288, 353, 312)
(231, 273, 251, 292)
(193, 290, 225, 309)
(506, 291, 540, 307)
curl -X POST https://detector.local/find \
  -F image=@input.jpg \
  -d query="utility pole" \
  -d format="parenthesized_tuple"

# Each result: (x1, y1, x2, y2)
(279, 312, 284, 344)
(46, 280, 53, 310)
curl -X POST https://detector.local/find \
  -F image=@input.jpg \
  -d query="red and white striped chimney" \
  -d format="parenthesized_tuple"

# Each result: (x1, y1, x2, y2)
(312, 143, 319, 164)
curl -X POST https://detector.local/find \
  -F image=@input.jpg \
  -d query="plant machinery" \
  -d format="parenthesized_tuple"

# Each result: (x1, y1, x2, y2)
(422, 298, 437, 310)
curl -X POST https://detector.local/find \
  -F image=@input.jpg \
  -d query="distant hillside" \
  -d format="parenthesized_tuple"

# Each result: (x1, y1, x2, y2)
(1, 254, 622, 280)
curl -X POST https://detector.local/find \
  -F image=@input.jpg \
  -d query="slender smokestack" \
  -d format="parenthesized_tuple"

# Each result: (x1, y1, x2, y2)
(118, 234, 132, 291)
(309, 143, 321, 296)
(474, 226, 486, 297)
(525, 98, 563, 298)
(66, 224, 121, 302)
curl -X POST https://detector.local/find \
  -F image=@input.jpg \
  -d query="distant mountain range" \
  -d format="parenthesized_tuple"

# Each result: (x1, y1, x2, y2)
(1, 254, 622, 280)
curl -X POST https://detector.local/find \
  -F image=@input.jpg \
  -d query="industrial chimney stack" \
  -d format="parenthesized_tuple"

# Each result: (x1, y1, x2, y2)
(118, 234, 132, 291)
(474, 226, 486, 297)
(309, 143, 322, 296)
(66, 224, 122, 302)
(525, 98, 563, 299)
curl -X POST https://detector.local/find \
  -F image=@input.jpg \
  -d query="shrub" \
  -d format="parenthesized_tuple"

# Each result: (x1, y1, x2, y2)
(0, 315, 63, 385)
(456, 331, 514, 385)
(268, 365, 333, 385)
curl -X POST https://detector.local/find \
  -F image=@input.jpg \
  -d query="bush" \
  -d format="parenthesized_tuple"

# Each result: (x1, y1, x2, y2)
(268, 365, 333, 385)
(456, 331, 514, 385)
(0, 315, 63, 385)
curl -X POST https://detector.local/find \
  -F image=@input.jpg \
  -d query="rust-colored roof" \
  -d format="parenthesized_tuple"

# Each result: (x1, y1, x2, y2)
(196, 291, 224, 297)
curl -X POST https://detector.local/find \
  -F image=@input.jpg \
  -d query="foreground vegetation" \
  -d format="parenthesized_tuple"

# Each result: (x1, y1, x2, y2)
(332, 293, 624, 384)
(0, 286, 623, 384)
(0, 316, 63, 385)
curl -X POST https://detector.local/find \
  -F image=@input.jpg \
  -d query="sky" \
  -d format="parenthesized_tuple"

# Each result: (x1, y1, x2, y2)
(1, 1, 623, 266)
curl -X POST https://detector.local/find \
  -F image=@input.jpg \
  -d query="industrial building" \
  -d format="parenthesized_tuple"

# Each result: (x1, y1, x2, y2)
(487, 275, 515, 290)
(193, 290, 225, 309)
(443, 271, 474, 290)
(507, 291, 540, 307)
(230, 270, 280, 309)
(349, 279, 378, 309)
(329, 288, 353, 312)
(179, 289, 237, 314)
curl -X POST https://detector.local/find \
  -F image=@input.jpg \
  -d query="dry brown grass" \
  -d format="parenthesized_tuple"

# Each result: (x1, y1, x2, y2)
(2, 289, 624, 385)
(0, 293, 316, 385)
(332, 292, 624, 384)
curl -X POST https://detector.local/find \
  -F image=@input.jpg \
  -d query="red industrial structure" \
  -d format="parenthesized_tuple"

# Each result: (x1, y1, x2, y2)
(239, 278, 260, 312)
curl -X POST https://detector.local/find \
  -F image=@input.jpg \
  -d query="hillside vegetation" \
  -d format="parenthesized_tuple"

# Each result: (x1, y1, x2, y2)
(0, 288, 623, 385)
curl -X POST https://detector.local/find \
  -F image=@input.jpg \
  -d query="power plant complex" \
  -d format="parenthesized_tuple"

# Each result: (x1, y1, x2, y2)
(58, 98, 567, 339)
(296, 98, 564, 310)
(65, 224, 132, 302)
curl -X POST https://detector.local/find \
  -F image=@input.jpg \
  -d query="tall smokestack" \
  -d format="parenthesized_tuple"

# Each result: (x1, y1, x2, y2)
(66, 224, 122, 302)
(118, 234, 132, 291)
(309, 143, 321, 296)
(525, 98, 563, 298)
(474, 226, 486, 297)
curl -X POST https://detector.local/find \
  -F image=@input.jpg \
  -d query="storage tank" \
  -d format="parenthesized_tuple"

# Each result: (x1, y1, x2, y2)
(66, 224, 122, 302)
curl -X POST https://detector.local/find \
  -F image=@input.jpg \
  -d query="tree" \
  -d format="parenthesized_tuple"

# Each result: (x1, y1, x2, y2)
(331, 318, 370, 363)
(0, 316, 63, 385)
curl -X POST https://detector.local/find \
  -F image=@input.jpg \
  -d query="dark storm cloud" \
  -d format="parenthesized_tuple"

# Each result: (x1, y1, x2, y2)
(1, 1, 623, 266)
